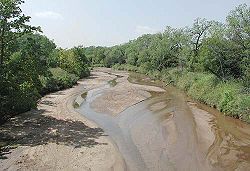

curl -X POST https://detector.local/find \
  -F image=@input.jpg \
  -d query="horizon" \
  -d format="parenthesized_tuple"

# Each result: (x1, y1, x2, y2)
(22, 0, 249, 48)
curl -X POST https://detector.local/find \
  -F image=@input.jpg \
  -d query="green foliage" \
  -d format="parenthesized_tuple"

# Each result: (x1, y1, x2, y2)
(0, 0, 40, 65)
(112, 64, 138, 72)
(13, 81, 40, 113)
(41, 68, 79, 94)
(57, 47, 90, 78)
(176, 72, 199, 91)
(85, 4, 250, 122)
(186, 74, 219, 103)
(1, 1, 249, 123)
(0, 0, 41, 122)
(104, 46, 125, 67)
(165, 69, 250, 123)
(0, 73, 40, 121)
(161, 68, 182, 84)
(0, 1, 90, 123)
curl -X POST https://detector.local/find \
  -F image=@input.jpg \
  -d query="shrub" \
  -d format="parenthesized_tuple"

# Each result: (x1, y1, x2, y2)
(41, 67, 79, 94)
(147, 70, 161, 80)
(161, 68, 182, 85)
(0, 80, 40, 123)
(186, 73, 219, 103)
(15, 82, 40, 112)
(137, 62, 152, 74)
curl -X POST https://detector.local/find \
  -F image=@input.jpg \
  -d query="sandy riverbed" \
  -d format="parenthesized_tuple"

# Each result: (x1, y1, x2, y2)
(90, 71, 165, 115)
(0, 69, 125, 171)
(1, 68, 250, 171)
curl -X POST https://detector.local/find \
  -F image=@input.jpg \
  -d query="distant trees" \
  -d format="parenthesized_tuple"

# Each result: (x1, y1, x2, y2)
(104, 46, 125, 67)
(82, 4, 249, 122)
(1, 1, 249, 123)
(85, 4, 249, 85)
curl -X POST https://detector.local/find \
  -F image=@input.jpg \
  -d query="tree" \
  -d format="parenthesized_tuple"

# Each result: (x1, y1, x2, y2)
(189, 18, 212, 69)
(199, 4, 250, 81)
(0, 0, 41, 122)
(227, 4, 250, 51)
(57, 48, 90, 78)
(200, 36, 243, 80)
(0, 0, 40, 65)
(72, 46, 90, 77)
(227, 4, 250, 84)
(104, 46, 125, 67)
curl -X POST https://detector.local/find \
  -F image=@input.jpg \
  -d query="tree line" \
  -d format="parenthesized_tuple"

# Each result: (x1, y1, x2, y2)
(0, 1, 249, 123)
(85, 4, 249, 85)
(83, 4, 250, 122)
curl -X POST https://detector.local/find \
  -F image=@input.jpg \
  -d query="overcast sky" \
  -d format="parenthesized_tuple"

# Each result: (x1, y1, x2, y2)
(22, 0, 249, 48)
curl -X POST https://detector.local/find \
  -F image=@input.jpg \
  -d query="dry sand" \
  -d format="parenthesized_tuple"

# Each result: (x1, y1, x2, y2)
(0, 69, 125, 171)
(1, 68, 249, 171)
(90, 71, 165, 115)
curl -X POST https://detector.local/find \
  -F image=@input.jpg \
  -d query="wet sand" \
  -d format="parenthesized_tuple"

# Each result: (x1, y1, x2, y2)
(77, 69, 250, 171)
(1, 68, 250, 171)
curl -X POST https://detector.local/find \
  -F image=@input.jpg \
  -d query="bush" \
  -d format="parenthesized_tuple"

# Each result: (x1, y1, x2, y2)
(238, 95, 250, 121)
(147, 70, 161, 80)
(176, 72, 198, 91)
(137, 62, 152, 74)
(0, 80, 40, 123)
(14, 82, 40, 112)
(112, 64, 125, 70)
(161, 68, 182, 85)
(186, 73, 219, 103)
(41, 67, 79, 94)
(125, 64, 138, 72)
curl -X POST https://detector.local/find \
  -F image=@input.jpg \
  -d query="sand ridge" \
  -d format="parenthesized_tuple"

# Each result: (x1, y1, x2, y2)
(90, 71, 165, 116)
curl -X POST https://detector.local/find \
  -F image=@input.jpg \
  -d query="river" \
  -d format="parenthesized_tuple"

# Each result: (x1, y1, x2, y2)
(76, 71, 250, 171)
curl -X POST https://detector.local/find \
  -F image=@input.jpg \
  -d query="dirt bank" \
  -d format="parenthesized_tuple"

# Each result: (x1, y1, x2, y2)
(0, 69, 125, 171)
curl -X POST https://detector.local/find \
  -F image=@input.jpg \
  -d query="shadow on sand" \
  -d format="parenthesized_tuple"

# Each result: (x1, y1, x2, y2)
(0, 110, 106, 159)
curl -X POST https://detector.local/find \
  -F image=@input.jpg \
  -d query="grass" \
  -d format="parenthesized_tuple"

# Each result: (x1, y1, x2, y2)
(162, 69, 250, 123)
(112, 64, 250, 123)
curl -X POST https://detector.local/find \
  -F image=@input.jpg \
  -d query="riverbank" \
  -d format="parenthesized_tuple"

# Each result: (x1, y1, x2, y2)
(77, 68, 250, 170)
(113, 65, 250, 123)
(1, 68, 249, 171)
(0, 69, 125, 171)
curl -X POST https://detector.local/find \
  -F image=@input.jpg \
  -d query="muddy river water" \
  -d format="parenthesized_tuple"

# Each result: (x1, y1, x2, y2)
(76, 72, 250, 171)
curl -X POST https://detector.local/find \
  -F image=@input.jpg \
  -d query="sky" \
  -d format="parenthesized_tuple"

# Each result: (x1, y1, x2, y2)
(21, 0, 250, 48)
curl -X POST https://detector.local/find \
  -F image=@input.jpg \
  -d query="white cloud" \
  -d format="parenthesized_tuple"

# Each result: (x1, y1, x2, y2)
(135, 25, 158, 35)
(35, 11, 63, 20)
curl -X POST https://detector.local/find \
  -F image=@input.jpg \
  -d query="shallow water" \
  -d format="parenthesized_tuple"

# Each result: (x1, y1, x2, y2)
(77, 73, 250, 171)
